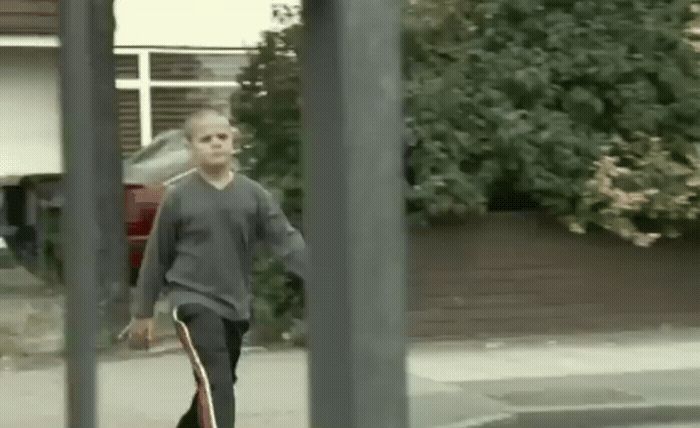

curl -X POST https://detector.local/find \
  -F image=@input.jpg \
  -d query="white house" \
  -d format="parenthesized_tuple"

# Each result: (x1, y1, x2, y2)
(0, 0, 298, 264)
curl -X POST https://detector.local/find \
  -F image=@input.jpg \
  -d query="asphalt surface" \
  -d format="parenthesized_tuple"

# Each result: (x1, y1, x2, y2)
(2, 331, 700, 428)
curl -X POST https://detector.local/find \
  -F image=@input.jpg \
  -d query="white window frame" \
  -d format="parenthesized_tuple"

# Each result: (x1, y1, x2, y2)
(114, 47, 245, 147)
(0, 35, 60, 48)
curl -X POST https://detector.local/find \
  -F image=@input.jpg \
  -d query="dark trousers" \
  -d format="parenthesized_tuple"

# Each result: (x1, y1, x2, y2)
(173, 303, 249, 428)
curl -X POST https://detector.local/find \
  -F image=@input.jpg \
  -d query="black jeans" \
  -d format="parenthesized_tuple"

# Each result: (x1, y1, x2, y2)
(173, 303, 249, 428)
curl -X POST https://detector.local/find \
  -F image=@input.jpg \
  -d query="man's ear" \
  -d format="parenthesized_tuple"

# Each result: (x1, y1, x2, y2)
(231, 126, 243, 154)
(231, 126, 242, 139)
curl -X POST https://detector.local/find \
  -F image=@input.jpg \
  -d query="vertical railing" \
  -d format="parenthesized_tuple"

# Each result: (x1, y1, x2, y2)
(91, 0, 130, 345)
(60, 0, 100, 425)
(60, 0, 124, 426)
(303, 1, 408, 427)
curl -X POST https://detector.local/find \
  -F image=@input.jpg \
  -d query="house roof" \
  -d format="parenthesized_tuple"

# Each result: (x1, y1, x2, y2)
(0, 0, 59, 36)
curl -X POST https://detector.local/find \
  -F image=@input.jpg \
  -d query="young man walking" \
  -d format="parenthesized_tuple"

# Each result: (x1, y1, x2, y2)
(129, 108, 306, 428)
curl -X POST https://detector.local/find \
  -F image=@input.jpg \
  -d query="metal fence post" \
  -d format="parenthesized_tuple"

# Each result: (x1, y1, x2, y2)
(59, 0, 101, 426)
(302, 1, 408, 427)
(91, 0, 130, 344)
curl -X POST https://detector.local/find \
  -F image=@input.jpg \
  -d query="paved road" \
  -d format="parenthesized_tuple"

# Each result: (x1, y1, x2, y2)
(1, 351, 310, 428)
(1, 349, 500, 428)
(612, 425, 700, 427)
(3, 330, 700, 427)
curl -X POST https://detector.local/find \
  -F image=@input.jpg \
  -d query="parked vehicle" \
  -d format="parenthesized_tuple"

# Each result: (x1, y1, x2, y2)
(124, 183, 164, 283)
(4, 128, 245, 285)
(122, 129, 192, 284)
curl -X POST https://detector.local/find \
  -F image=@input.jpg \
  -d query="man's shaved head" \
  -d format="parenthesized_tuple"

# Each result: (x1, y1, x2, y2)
(183, 108, 230, 141)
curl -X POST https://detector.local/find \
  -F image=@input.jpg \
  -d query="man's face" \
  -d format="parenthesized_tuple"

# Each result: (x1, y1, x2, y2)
(189, 115, 236, 168)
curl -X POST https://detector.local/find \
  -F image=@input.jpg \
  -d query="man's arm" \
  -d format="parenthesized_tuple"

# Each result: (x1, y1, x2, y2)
(257, 187, 307, 281)
(133, 189, 178, 319)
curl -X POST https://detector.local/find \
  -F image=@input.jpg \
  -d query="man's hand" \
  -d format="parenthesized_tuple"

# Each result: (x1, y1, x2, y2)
(128, 318, 155, 350)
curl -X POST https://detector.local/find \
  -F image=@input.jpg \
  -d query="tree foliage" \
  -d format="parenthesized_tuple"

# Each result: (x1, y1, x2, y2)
(233, 0, 700, 247)
(404, 0, 700, 241)
(575, 133, 700, 246)
(233, 17, 304, 228)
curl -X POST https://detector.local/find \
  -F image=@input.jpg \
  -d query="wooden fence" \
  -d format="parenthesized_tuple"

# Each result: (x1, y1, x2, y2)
(408, 212, 700, 339)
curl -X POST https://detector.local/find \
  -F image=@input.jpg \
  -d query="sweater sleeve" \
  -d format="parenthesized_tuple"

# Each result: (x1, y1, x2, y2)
(256, 187, 307, 281)
(133, 189, 178, 319)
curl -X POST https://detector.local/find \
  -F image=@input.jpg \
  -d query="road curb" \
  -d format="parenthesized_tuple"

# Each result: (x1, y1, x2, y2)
(456, 403, 700, 428)
(434, 413, 513, 428)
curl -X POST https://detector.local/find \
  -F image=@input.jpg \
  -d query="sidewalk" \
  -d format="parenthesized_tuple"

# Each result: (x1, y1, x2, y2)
(457, 369, 700, 427)
(2, 328, 700, 427)
(1, 274, 700, 427)
(408, 329, 700, 427)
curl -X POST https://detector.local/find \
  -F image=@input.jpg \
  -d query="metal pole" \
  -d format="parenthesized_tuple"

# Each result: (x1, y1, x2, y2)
(91, 0, 130, 343)
(60, 0, 99, 426)
(302, 1, 408, 427)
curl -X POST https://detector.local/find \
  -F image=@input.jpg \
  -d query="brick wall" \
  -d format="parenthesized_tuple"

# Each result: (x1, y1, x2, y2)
(0, 0, 59, 35)
(408, 212, 700, 339)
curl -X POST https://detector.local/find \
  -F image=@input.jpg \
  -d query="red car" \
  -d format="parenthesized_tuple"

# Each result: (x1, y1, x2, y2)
(122, 129, 192, 285)
(124, 183, 164, 284)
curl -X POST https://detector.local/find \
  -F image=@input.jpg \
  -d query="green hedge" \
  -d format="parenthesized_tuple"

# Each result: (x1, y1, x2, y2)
(235, 0, 700, 246)
(404, 0, 700, 244)
(233, 0, 700, 337)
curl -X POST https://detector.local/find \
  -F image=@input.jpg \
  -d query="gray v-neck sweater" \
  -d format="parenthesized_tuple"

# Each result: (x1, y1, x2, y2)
(133, 172, 306, 321)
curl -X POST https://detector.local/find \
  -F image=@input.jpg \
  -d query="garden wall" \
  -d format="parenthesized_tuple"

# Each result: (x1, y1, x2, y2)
(408, 212, 700, 339)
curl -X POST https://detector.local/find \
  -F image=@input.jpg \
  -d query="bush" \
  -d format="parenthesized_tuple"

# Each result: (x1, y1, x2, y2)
(234, 1, 700, 339)
(249, 254, 305, 344)
(232, 20, 306, 342)
(236, 0, 700, 246)
(233, 20, 304, 227)
(573, 132, 700, 246)
(404, 0, 700, 238)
